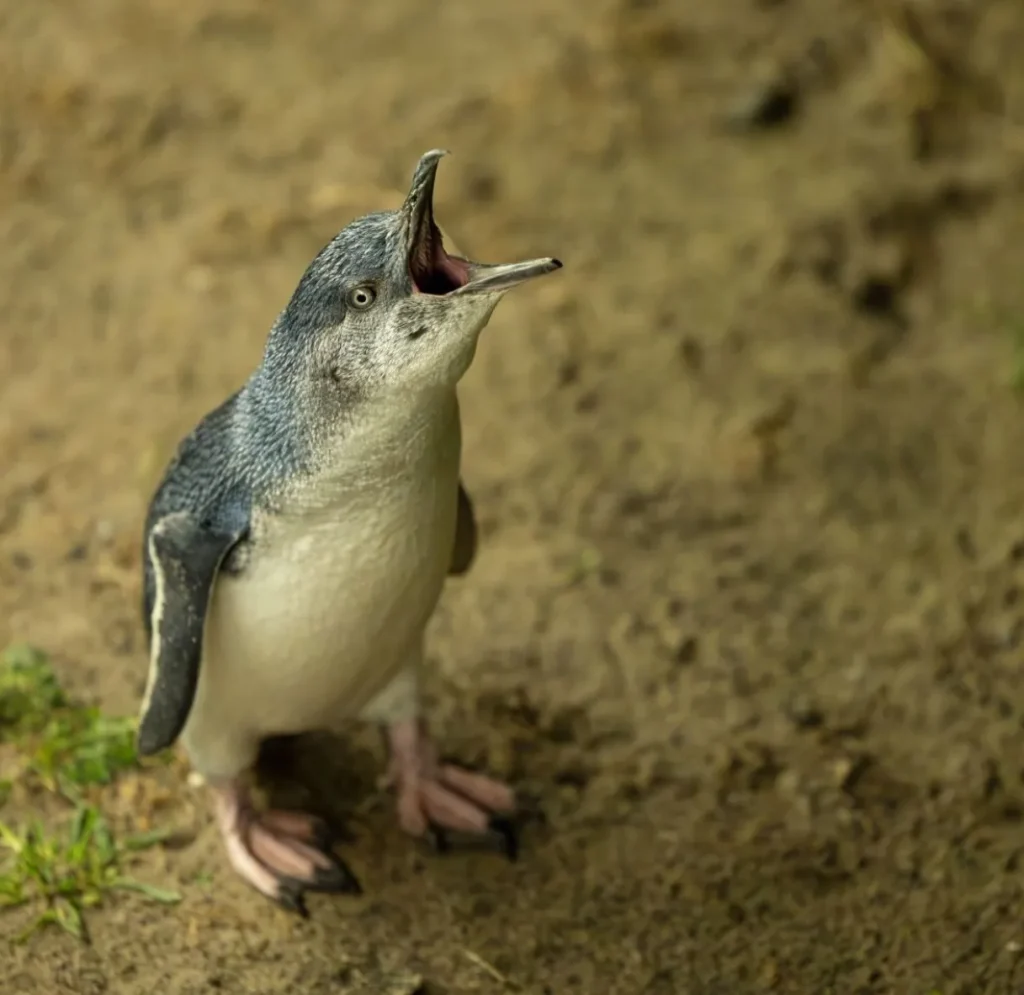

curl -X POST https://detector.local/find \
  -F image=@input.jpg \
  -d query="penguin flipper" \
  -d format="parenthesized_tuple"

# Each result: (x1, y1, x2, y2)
(137, 510, 245, 756)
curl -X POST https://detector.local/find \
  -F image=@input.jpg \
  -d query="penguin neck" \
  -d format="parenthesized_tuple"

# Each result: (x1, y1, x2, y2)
(346, 385, 458, 464)
(315, 385, 462, 497)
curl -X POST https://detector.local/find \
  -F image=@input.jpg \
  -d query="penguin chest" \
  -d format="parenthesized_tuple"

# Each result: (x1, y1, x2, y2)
(203, 478, 457, 730)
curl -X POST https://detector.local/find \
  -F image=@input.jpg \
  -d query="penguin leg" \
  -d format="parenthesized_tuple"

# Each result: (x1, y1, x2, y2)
(210, 777, 361, 917)
(362, 663, 518, 860)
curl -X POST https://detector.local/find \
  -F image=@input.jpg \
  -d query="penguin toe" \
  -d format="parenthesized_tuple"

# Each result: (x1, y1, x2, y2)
(218, 799, 363, 915)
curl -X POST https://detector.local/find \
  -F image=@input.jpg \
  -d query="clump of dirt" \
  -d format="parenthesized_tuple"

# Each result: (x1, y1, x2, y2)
(3, 0, 1024, 992)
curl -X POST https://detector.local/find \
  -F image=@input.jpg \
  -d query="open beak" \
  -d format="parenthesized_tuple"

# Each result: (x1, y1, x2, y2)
(401, 149, 562, 297)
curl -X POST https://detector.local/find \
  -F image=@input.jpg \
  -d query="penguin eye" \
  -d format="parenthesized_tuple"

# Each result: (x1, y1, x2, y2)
(347, 285, 377, 310)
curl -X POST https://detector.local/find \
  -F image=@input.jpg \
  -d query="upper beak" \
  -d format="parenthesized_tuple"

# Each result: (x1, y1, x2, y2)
(401, 149, 562, 296)
(400, 148, 447, 261)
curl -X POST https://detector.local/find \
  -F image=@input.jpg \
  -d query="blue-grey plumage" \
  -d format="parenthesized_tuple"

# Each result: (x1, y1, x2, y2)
(137, 149, 561, 915)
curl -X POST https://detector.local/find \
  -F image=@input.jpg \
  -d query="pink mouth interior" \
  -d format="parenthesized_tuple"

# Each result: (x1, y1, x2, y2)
(409, 220, 471, 295)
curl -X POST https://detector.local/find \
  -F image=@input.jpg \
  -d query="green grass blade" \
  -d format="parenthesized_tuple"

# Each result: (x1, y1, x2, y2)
(110, 878, 182, 904)
(121, 827, 177, 851)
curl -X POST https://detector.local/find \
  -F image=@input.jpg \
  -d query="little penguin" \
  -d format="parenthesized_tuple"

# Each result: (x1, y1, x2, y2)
(136, 149, 562, 915)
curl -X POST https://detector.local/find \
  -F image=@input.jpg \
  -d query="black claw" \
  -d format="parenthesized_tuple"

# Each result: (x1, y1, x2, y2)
(488, 816, 519, 862)
(277, 884, 309, 919)
(308, 856, 363, 895)
(427, 823, 451, 854)
(270, 851, 361, 917)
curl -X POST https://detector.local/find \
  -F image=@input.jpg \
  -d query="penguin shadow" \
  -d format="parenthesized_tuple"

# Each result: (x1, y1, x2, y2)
(253, 730, 542, 861)
(254, 731, 379, 845)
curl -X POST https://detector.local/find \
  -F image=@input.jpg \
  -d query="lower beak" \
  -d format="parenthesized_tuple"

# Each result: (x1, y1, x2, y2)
(455, 257, 563, 296)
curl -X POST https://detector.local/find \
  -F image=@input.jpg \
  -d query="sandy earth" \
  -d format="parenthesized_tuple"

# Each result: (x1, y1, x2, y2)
(3, 0, 1024, 992)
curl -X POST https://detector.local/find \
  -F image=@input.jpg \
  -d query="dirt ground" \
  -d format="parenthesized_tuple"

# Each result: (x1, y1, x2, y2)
(3, 0, 1024, 991)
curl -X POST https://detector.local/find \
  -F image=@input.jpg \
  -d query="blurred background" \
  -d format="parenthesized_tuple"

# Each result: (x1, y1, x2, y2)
(2, 0, 1024, 991)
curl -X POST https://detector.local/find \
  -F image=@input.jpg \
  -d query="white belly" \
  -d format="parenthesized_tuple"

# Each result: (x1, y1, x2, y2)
(181, 393, 461, 779)
(210, 488, 454, 722)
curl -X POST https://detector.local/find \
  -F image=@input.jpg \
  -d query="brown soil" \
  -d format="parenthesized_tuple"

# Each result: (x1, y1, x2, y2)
(3, 0, 1024, 992)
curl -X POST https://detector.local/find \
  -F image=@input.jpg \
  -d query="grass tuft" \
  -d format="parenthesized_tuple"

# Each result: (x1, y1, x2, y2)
(0, 643, 140, 800)
(0, 643, 180, 944)
(0, 644, 67, 735)
(0, 805, 179, 943)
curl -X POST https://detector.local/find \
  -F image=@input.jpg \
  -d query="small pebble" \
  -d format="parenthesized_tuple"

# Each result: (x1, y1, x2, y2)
(94, 518, 116, 545)
(726, 74, 799, 131)
(674, 636, 699, 666)
(785, 694, 823, 729)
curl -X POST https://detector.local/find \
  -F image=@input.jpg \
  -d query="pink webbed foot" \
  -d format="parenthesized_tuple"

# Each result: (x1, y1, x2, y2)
(211, 780, 361, 917)
(385, 720, 519, 860)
